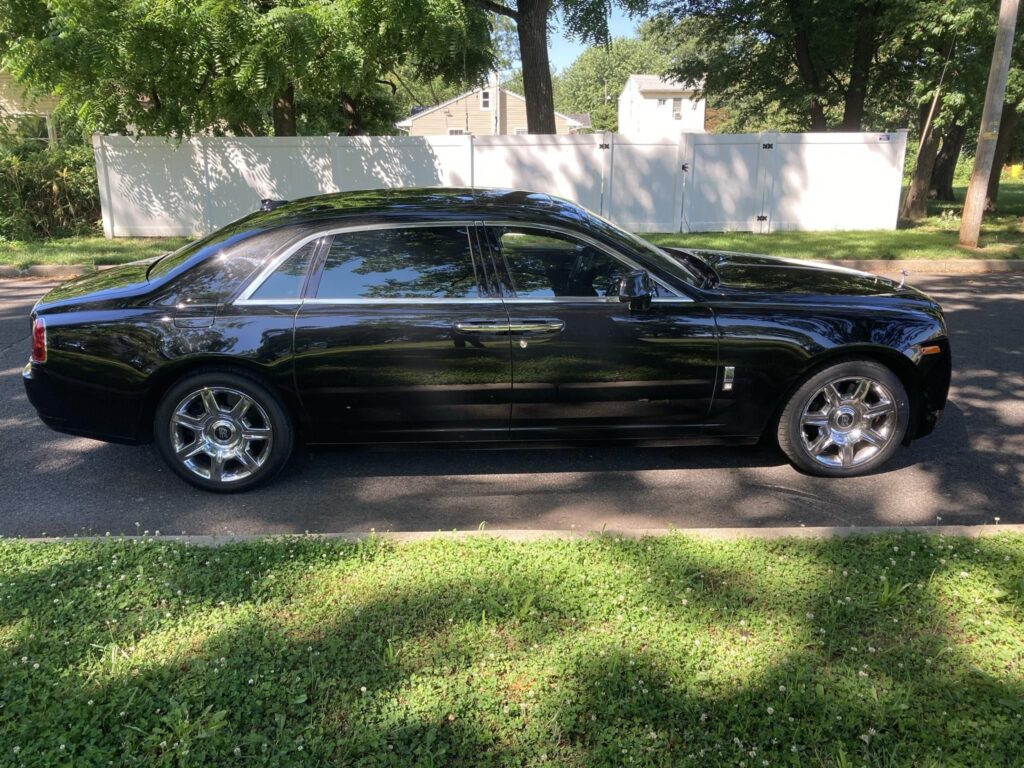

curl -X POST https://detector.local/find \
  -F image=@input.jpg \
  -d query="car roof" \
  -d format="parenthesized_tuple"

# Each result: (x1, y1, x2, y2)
(242, 187, 585, 229)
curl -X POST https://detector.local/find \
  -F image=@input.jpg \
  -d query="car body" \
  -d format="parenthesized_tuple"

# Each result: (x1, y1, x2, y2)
(24, 188, 951, 490)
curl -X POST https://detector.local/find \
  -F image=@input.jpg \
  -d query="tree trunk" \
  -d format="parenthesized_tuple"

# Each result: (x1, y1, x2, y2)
(840, 1, 881, 131)
(785, 0, 828, 131)
(272, 83, 297, 136)
(339, 91, 364, 136)
(901, 100, 943, 220)
(516, 0, 556, 134)
(929, 123, 965, 201)
(960, 0, 1020, 247)
(985, 102, 1020, 209)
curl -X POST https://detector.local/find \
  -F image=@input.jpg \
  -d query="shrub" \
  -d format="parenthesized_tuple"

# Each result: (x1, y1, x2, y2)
(0, 136, 100, 240)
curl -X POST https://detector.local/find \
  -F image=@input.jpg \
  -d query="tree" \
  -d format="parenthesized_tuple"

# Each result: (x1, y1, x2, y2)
(466, 0, 648, 134)
(654, 0, 938, 132)
(0, 0, 495, 137)
(556, 30, 671, 131)
(961, 0, 1020, 247)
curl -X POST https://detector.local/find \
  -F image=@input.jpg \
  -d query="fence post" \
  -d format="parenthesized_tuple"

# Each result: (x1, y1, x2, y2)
(199, 137, 213, 235)
(92, 134, 115, 238)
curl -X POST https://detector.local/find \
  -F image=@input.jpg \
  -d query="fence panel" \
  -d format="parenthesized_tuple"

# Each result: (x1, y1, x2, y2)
(606, 134, 684, 232)
(93, 130, 907, 238)
(472, 134, 606, 215)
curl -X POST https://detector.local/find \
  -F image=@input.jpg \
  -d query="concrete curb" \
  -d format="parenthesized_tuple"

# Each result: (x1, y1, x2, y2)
(8, 524, 1023, 547)
(836, 259, 1024, 275)
(1, 260, 1021, 281)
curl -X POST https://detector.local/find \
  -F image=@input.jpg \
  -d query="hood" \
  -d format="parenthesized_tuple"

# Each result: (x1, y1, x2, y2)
(676, 248, 905, 297)
(34, 260, 155, 311)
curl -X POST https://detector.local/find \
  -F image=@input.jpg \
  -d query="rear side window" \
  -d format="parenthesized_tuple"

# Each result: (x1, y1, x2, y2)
(490, 227, 632, 299)
(249, 240, 318, 301)
(315, 226, 478, 299)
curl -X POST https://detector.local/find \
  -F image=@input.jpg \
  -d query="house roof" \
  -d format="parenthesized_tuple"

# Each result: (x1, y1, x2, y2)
(624, 74, 696, 95)
(396, 85, 583, 129)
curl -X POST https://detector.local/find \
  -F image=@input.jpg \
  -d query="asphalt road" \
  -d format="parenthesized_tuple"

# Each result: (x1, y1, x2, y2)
(1, 274, 1022, 536)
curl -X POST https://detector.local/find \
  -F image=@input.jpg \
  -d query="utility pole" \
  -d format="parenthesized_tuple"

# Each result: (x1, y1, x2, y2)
(959, 0, 1020, 247)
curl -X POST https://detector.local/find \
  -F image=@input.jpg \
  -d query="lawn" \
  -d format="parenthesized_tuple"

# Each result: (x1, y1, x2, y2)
(1, 532, 1021, 767)
(0, 235, 190, 270)
(647, 181, 1024, 261)
(2, 182, 1024, 268)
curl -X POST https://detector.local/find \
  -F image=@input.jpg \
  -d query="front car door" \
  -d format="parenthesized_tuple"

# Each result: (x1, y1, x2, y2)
(481, 223, 719, 441)
(289, 222, 512, 443)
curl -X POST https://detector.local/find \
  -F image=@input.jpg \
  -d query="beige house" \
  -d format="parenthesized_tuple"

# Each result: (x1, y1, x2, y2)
(397, 83, 585, 136)
(0, 70, 59, 141)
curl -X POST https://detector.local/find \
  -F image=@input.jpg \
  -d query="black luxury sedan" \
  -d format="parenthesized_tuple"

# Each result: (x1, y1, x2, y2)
(24, 188, 951, 492)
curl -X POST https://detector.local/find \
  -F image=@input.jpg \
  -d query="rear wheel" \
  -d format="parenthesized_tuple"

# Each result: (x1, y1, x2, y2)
(777, 359, 909, 477)
(155, 370, 293, 492)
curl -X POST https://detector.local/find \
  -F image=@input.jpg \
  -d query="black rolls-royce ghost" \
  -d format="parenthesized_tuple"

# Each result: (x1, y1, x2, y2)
(24, 188, 951, 492)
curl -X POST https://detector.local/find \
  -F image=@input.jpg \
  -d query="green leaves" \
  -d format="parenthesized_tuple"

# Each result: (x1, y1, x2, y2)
(0, 0, 495, 136)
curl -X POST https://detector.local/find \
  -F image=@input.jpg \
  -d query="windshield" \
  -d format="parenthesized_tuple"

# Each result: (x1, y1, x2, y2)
(560, 203, 703, 289)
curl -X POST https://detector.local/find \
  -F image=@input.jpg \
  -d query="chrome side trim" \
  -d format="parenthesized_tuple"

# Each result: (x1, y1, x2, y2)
(722, 365, 735, 392)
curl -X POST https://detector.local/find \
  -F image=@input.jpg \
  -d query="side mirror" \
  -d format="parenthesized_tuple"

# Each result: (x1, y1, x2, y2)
(618, 269, 654, 310)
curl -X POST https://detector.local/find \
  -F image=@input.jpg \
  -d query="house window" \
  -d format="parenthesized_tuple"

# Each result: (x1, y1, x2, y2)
(514, 127, 528, 135)
(480, 90, 492, 110)
(656, 98, 667, 106)
(673, 97, 683, 119)
(448, 128, 468, 135)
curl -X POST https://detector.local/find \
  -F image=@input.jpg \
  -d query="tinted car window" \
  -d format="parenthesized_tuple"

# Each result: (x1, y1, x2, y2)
(491, 227, 632, 299)
(249, 240, 318, 300)
(151, 226, 309, 307)
(316, 226, 478, 299)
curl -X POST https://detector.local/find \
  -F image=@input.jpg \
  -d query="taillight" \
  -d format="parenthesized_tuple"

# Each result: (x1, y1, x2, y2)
(31, 317, 46, 363)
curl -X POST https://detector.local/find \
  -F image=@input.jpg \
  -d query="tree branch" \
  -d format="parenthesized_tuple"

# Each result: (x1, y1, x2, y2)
(466, 0, 519, 22)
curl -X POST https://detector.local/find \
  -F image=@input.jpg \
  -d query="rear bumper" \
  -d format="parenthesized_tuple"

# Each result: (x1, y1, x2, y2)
(23, 362, 145, 445)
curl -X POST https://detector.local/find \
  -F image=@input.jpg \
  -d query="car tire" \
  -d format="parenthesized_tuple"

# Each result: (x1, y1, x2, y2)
(154, 369, 293, 492)
(777, 359, 910, 478)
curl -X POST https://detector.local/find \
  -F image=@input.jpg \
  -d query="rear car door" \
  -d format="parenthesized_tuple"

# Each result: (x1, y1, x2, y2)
(482, 223, 718, 440)
(291, 222, 512, 443)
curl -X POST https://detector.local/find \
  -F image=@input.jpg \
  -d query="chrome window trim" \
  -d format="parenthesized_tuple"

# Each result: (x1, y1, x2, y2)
(233, 218, 695, 307)
(234, 220, 480, 306)
(300, 297, 505, 305)
(480, 220, 689, 301)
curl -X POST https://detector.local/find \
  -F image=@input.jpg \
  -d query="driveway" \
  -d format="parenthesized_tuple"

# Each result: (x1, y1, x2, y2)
(1, 274, 1021, 536)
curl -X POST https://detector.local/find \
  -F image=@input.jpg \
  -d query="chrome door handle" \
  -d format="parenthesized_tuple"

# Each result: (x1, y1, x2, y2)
(508, 320, 565, 334)
(453, 321, 510, 333)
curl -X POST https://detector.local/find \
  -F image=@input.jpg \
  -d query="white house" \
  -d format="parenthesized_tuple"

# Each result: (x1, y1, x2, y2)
(617, 75, 705, 138)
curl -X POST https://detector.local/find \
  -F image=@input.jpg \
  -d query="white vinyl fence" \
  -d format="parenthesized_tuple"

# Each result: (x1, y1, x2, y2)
(92, 129, 907, 238)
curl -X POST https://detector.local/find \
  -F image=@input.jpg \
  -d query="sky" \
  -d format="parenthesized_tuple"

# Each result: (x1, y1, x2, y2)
(547, 8, 641, 71)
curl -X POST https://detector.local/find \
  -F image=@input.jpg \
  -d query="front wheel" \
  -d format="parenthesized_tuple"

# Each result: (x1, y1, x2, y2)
(154, 370, 294, 492)
(777, 359, 910, 477)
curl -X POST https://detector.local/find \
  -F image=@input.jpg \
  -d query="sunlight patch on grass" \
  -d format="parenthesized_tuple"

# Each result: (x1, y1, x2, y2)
(1, 533, 1021, 766)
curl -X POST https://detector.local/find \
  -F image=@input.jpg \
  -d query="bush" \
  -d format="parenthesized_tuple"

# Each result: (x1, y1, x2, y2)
(0, 136, 100, 240)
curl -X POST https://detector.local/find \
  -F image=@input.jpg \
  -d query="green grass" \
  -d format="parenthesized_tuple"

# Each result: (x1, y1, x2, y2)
(3, 180, 1024, 268)
(1, 532, 1021, 767)
(0, 235, 189, 269)
(648, 182, 1024, 261)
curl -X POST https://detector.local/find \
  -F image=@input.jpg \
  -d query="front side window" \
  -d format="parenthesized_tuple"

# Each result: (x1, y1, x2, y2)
(249, 240, 319, 300)
(489, 227, 632, 299)
(480, 90, 491, 109)
(316, 226, 478, 300)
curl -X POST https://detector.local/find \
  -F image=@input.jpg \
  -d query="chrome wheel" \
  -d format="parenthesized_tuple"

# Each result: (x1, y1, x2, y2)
(169, 386, 273, 483)
(799, 376, 898, 469)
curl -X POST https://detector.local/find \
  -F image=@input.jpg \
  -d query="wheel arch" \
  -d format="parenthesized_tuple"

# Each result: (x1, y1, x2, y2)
(763, 344, 922, 444)
(139, 356, 303, 443)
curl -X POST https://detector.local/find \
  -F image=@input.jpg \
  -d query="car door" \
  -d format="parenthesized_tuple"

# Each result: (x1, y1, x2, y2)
(482, 223, 719, 440)
(291, 222, 512, 443)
